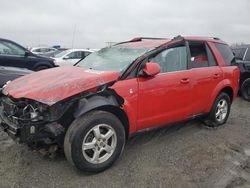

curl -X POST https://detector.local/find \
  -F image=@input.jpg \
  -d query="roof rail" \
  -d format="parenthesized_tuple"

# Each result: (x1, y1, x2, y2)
(130, 37, 168, 42)
(213, 37, 220, 40)
(113, 37, 168, 46)
(172, 35, 184, 40)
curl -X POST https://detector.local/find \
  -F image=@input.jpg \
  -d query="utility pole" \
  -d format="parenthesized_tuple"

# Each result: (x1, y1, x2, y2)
(71, 24, 77, 48)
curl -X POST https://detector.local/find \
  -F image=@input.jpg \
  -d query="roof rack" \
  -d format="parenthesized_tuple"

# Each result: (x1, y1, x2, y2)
(213, 37, 220, 40)
(113, 37, 168, 46)
(130, 37, 168, 42)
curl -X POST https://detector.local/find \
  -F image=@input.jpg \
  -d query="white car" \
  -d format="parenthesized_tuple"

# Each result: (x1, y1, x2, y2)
(30, 47, 57, 55)
(53, 49, 94, 66)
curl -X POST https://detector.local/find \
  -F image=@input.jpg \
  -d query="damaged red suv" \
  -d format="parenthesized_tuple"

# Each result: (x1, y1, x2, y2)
(0, 36, 240, 172)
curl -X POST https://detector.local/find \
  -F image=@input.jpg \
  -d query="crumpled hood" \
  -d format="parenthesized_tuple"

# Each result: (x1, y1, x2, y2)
(3, 66, 119, 105)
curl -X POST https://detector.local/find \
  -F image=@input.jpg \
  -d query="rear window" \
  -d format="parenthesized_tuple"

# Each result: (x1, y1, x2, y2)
(215, 43, 235, 66)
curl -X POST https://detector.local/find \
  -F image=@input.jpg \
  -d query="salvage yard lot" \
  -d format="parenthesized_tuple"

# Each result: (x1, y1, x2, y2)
(0, 98, 250, 188)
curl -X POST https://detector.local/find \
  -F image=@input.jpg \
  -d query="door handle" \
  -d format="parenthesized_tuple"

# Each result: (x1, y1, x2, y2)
(180, 78, 190, 84)
(213, 73, 220, 79)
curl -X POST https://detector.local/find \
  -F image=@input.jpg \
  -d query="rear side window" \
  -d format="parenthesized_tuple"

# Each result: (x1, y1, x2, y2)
(215, 43, 235, 65)
(189, 42, 209, 68)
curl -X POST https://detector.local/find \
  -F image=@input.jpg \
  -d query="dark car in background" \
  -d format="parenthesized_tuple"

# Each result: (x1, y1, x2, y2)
(232, 45, 250, 101)
(0, 38, 56, 71)
(0, 66, 32, 87)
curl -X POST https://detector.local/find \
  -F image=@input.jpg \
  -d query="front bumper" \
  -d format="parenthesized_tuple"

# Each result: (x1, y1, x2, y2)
(0, 106, 64, 144)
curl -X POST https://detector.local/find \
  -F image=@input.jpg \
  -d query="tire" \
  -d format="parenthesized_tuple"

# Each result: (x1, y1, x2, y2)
(64, 110, 125, 172)
(204, 92, 231, 127)
(241, 78, 250, 101)
(35, 65, 49, 71)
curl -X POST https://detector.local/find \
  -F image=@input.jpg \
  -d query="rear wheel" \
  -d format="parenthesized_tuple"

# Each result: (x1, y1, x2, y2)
(241, 78, 250, 101)
(64, 110, 125, 172)
(204, 92, 231, 127)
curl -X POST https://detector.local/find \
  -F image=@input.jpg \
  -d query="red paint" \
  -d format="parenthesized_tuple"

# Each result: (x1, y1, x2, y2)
(143, 62, 160, 76)
(194, 56, 208, 62)
(4, 66, 119, 105)
(3, 37, 240, 136)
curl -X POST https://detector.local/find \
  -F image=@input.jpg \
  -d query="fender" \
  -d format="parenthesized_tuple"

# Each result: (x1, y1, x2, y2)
(74, 95, 120, 118)
(206, 79, 232, 112)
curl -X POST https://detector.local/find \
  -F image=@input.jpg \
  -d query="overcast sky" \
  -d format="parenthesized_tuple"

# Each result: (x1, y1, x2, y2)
(0, 0, 250, 48)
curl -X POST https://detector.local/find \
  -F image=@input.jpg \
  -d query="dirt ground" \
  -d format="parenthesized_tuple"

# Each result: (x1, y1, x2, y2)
(0, 97, 250, 188)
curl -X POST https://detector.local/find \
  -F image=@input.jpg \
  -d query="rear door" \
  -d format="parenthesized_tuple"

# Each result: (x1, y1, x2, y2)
(137, 43, 193, 130)
(187, 41, 223, 115)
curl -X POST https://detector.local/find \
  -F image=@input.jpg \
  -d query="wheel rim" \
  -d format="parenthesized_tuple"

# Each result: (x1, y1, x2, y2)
(247, 87, 250, 96)
(215, 99, 228, 122)
(82, 124, 117, 164)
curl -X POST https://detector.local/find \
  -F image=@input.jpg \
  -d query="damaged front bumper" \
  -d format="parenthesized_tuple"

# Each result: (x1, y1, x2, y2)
(0, 97, 65, 144)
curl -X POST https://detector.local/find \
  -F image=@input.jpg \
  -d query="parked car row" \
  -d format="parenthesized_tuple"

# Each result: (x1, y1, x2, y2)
(0, 36, 241, 173)
(0, 38, 99, 87)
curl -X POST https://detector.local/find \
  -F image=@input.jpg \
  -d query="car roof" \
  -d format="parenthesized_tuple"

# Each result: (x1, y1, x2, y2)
(115, 36, 227, 49)
(31, 47, 56, 50)
(181, 36, 227, 44)
(66, 49, 94, 53)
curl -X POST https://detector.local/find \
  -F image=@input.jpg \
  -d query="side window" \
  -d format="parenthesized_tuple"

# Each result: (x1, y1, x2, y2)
(215, 43, 235, 65)
(245, 48, 250, 61)
(67, 51, 83, 59)
(150, 46, 187, 73)
(189, 42, 209, 68)
(0, 41, 25, 56)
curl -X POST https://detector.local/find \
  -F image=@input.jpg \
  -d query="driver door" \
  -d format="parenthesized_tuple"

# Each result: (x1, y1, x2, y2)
(137, 45, 193, 130)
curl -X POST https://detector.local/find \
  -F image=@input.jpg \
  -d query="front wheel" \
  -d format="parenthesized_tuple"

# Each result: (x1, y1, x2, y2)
(241, 78, 250, 101)
(64, 111, 125, 172)
(204, 92, 231, 127)
(35, 65, 49, 71)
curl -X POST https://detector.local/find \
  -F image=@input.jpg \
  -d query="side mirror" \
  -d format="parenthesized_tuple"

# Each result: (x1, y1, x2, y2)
(141, 62, 160, 77)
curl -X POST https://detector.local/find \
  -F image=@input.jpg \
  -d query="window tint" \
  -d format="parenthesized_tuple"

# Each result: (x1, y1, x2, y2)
(215, 43, 235, 65)
(150, 46, 187, 73)
(189, 42, 209, 68)
(245, 49, 250, 61)
(0, 41, 25, 56)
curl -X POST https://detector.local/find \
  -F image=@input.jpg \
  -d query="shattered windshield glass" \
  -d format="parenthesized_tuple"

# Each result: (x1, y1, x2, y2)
(77, 47, 149, 72)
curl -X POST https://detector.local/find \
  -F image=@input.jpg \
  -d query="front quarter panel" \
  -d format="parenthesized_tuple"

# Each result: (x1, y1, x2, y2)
(111, 78, 138, 134)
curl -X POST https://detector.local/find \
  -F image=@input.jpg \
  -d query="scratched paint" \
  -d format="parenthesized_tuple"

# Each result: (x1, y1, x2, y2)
(4, 66, 119, 105)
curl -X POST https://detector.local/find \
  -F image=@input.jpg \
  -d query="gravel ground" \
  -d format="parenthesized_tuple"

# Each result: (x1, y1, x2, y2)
(0, 97, 250, 188)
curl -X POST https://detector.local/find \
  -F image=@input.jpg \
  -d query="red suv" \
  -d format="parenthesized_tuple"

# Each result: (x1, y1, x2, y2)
(0, 36, 240, 172)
